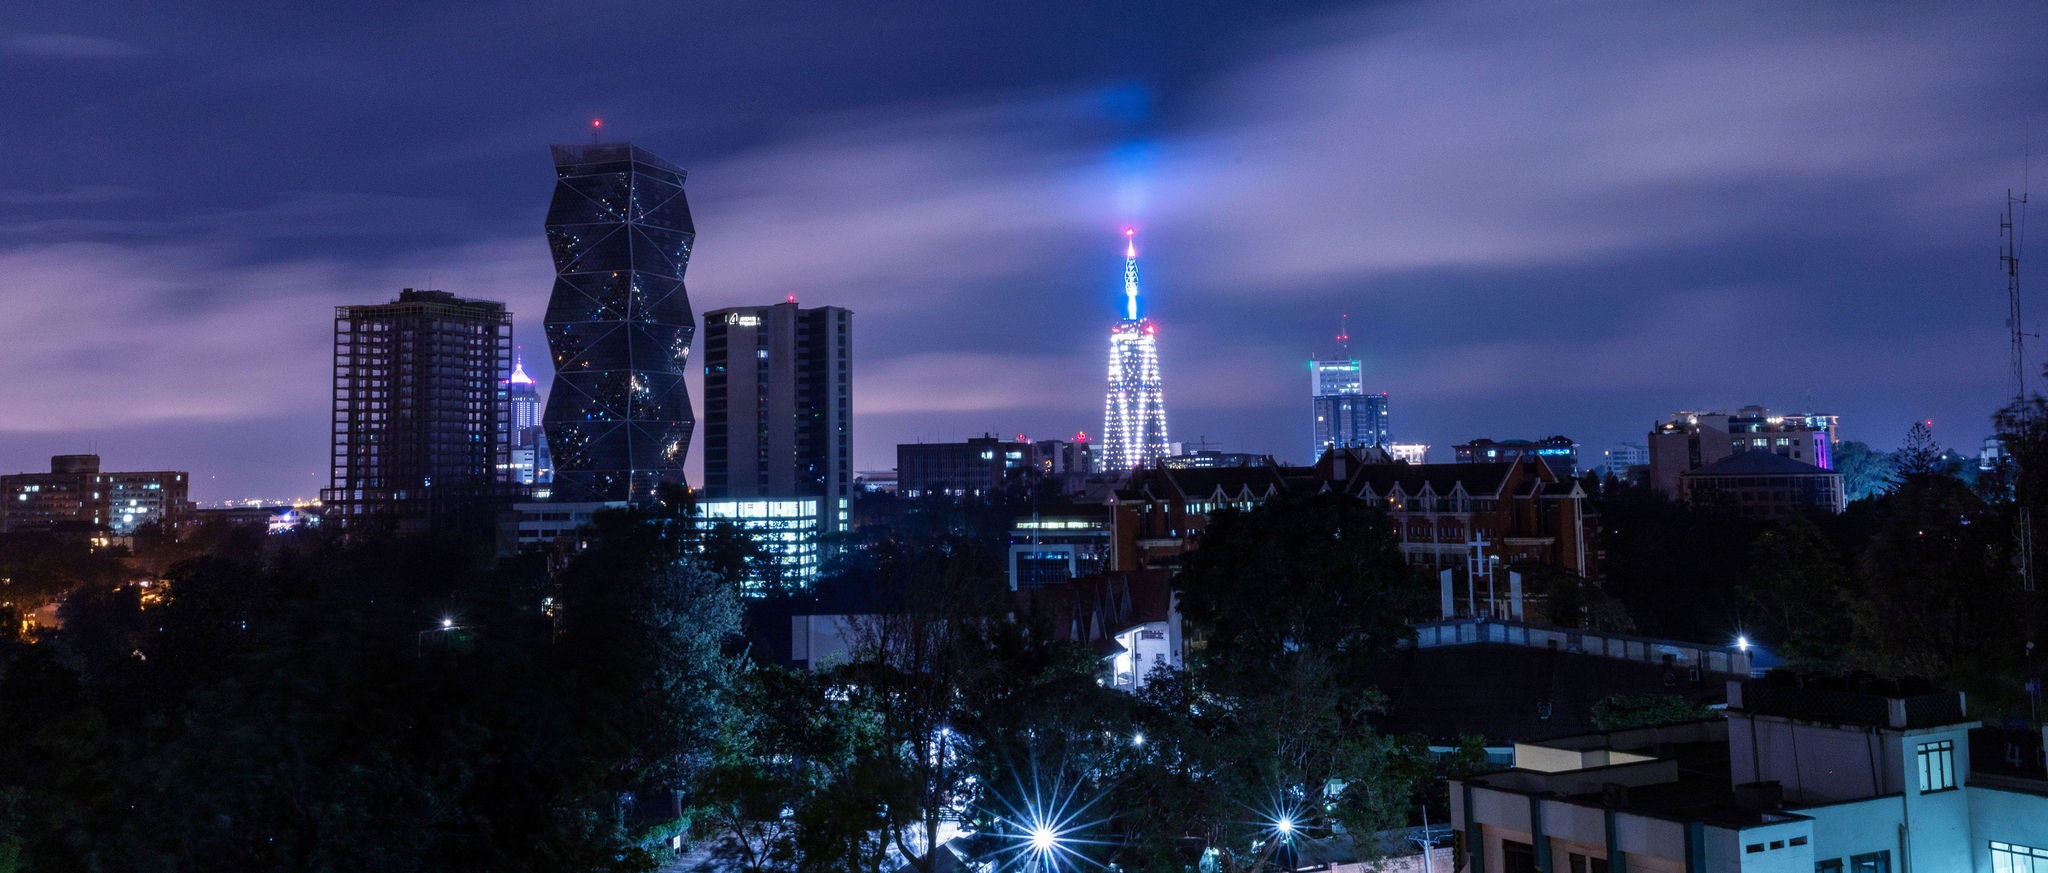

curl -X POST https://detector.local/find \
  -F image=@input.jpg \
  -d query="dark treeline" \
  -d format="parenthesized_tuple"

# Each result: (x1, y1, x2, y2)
(1595, 413, 2045, 721)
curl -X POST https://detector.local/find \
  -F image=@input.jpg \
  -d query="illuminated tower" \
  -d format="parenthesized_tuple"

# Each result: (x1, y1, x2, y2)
(1102, 230, 1169, 472)
(504, 350, 552, 486)
(1311, 315, 1390, 458)
(541, 140, 696, 503)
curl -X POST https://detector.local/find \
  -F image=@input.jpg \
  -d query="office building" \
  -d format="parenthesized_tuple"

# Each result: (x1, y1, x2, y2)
(1310, 316, 1392, 459)
(1388, 443, 1430, 465)
(503, 353, 552, 487)
(323, 288, 513, 529)
(1, 454, 190, 536)
(702, 299, 852, 535)
(1455, 436, 1580, 478)
(1450, 674, 2048, 873)
(541, 142, 697, 503)
(1102, 230, 1169, 472)
(1648, 406, 1837, 496)
(1604, 442, 1649, 478)
(897, 434, 1032, 498)
(696, 497, 822, 589)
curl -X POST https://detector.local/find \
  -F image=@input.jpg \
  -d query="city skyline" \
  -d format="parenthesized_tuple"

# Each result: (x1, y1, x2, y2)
(3, 3, 2048, 500)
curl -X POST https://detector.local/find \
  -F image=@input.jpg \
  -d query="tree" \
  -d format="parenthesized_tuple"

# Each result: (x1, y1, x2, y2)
(1738, 513, 1852, 669)
(1169, 492, 1431, 871)
(1892, 420, 1945, 480)
(1831, 440, 1897, 503)
(1590, 694, 1715, 731)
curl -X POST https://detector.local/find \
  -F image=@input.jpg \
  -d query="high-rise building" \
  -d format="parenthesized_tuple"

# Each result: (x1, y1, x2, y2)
(1102, 230, 1169, 472)
(503, 352, 552, 487)
(541, 142, 697, 503)
(0, 454, 190, 537)
(324, 288, 513, 528)
(702, 299, 852, 535)
(1310, 317, 1391, 460)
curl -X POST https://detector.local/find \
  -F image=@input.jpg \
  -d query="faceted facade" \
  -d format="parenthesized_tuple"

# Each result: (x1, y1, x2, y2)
(541, 143, 697, 502)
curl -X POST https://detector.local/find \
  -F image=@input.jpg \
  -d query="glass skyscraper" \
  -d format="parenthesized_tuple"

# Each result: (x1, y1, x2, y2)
(1103, 231, 1169, 472)
(541, 143, 696, 503)
(1311, 319, 1390, 458)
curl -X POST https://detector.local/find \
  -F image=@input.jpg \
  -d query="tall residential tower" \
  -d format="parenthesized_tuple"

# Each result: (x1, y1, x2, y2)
(1310, 315, 1390, 459)
(324, 288, 513, 529)
(1102, 230, 1170, 472)
(540, 142, 697, 503)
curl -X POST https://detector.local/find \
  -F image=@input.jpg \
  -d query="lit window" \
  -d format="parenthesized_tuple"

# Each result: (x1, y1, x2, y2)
(1849, 851, 1889, 873)
(1992, 842, 2048, 873)
(1917, 740, 1955, 792)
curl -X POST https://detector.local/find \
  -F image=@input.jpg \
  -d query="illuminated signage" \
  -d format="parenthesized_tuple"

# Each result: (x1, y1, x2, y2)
(725, 313, 762, 327)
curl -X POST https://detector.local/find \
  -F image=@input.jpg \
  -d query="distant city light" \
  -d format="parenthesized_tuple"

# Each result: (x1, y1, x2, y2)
(1736, 635, 1750, 651)
(1030, 826, 1056, 852)
(441, 617, 454, 629)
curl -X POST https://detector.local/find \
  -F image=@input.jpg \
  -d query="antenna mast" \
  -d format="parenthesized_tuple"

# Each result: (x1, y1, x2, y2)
(2006, 189, 2031, 401)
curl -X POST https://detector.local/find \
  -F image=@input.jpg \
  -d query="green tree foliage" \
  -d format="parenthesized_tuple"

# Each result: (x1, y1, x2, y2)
(1892, 420, 1947, 480)
(0, 513, 746, 873)
(1595, 481, 1762, 641)
(1167, 491, 1430, 871)
(1590, 694, 1715, 731)
(1737, 513, 1851, 669)
(1847, 475, 2021, 700)
(1831, 440, 1897, 503)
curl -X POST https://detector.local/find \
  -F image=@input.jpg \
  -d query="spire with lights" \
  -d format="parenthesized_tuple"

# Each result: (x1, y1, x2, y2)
(1103, 229, 1169, 472)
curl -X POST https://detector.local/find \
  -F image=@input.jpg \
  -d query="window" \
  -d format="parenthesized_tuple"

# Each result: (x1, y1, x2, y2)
(1918, 740, 1956, 792)
(1993, 842, 2048, 873)
(1850, 851, 1891, 873)
(1816, 861, 1842, 873)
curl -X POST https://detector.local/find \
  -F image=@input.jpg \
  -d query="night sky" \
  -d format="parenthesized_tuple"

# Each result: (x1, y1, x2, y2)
(4, 2, 2046, 502)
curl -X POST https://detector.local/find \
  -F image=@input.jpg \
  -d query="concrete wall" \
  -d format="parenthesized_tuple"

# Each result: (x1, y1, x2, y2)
(1798, 795, 1903, 873)
(1728, 716, 1898, 803)
(1968, 784, 2048, 871)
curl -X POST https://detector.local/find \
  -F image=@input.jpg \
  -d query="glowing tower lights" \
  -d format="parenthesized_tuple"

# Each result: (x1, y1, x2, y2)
(1102, 229, 1170, 472)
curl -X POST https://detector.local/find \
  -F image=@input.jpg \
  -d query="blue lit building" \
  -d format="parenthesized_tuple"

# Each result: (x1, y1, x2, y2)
(1310, 318, 1391, 460)
(1455, 436, 1579, 478)
(1102, 231, 1169, 472)
(540, 143, 697, 503)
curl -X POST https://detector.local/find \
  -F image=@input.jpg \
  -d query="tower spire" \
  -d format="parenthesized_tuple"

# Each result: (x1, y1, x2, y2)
(1335, 313, 1351, 357)
(1123, 228, 1140, 321)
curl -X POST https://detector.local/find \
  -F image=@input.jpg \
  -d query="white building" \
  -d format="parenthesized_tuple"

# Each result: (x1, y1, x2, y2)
(1451, 676, 2048, 873)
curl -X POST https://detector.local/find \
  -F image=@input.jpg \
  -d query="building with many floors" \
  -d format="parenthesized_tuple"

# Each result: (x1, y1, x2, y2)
(1649, 406, 1837, 496)
(1, 454, 191, 536)
(702, 299, 853, 535)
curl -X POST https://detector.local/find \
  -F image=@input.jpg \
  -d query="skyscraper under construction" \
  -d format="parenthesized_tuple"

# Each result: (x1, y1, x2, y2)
(1102, 230, 1169, 472)
(324, 288, 514, 529)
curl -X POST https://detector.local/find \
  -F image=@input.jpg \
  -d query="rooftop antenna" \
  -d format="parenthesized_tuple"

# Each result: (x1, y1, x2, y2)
(591, 118, 603, 145)
(1336, 313, 1351, 358)
(2005, 186, 2032, 403)
(1122, 228, 1140, 321)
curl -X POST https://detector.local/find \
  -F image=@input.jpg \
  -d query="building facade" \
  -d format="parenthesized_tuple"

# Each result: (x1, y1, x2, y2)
(1102, 231, 1169, 472)
(702, 300, 852, 534)
(897, 435, 1033, 498)
(1648, 407, 1837, 496)
(503, 354, 552, 487)
(541, 142, 697, 503)
(323, 288, 513, 529)
(1450, 675, 2048, 873)
(1679, 452, 1847, 518)
(1, 454, 190, 536)
(1455, 436, 1580, 478)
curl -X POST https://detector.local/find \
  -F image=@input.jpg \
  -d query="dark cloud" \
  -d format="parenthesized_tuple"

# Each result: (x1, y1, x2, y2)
(2, 33, 148, 59)
(1, 1, 2043, 498)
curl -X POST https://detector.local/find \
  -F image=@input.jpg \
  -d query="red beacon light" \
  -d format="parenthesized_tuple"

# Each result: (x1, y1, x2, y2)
(787, 294, 797, 303)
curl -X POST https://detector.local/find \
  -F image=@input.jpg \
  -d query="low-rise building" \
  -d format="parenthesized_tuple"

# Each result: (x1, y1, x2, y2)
(897, 435, 1033, 497)
(1450, 674, 2048, 873)
(1455, 437, 1580, 478)
(1680, 452, 1846, 518)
